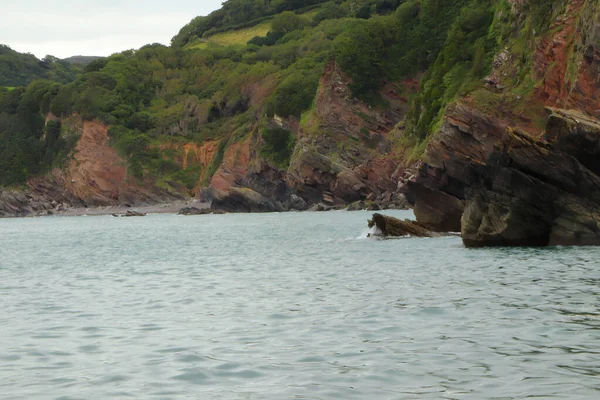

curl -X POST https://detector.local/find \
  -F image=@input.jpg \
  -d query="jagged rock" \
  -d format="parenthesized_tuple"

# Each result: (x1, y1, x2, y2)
(403, 103, 507, 232)
(309, 203, 334, 212)
(408, 105, 600, 247)
(368, 213, 440, 238)
(287, 194, 307, 211)
(462, 110, 600, 247)
(210, 187, 283, 213)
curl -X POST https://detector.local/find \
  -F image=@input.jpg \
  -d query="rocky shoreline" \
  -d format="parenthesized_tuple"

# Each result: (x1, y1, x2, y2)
(0, 190, 410, 219)
(403, 106, 600, 247)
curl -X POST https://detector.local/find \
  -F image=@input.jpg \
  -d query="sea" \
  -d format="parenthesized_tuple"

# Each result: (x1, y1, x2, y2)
(1, 210, 599, 399)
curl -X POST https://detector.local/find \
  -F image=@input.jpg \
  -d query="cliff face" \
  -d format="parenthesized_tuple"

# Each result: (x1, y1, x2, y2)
(462, 110, 600, 246)
(534, 0, 600, 115)
(5, 0, 600, 231)
(2, 61, 413, 216)
(406, 0, 600, 246)
(288, 63, 412, 206)
(1, 119, 189, 217)
(190, 62, 415, 212)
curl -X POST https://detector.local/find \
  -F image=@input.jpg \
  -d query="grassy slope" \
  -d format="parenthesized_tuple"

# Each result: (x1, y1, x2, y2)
(185, 9, 319, 49)
(186, 22, 271, 49)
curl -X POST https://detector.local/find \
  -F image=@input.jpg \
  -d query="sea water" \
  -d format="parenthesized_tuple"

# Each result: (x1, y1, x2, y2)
(1, 211, 599, 399)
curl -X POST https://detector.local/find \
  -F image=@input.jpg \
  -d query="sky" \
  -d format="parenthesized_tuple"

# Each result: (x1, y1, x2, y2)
(0, 0, 224, 59)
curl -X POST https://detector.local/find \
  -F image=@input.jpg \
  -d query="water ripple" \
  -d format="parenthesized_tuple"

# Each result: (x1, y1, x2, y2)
(1, 211, 599, 399)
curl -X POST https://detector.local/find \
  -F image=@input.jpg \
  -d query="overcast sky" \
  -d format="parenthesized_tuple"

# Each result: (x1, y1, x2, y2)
(1, 0, 223, 59)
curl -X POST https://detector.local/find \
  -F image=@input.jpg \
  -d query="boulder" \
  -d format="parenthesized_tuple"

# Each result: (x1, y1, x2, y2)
(287, 194, 307, 211)
(309, 203, 334, 212)
(178, 207, 212, 216)
(210, 187, 283, 213)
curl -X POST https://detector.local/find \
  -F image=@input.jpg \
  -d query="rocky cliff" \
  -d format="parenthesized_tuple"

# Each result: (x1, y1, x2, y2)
(1, 62, 413, 216)
(1, 119, 187, 217)
(406, 0, 600, 246)
(191, 62, 414, 213)
(5, 0, 600, 243)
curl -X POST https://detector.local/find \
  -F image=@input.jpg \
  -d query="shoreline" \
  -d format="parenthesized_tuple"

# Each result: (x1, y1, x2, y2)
(3, 200, 211, 219)
(57, 200, 211, 217)
(2, 200, 410, 218)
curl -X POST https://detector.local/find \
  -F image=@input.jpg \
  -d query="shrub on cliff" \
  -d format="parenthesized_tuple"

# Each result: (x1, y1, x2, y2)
(266, 70, 320, 118)
(407, 0, 497, 139)
(333, 20, 386, 100)
(261, 127, 296, 169)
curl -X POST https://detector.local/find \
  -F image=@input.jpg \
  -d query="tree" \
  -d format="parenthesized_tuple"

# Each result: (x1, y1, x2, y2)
(314, 2, 347, 23)
(267, 70, 319, 118)
(334, 21, 386, 99)
(271, 11, 306, 34)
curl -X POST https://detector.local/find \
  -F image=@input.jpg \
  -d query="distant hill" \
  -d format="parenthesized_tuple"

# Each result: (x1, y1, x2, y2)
(62, 56, 104, 66)
(0, 45, 83, 86)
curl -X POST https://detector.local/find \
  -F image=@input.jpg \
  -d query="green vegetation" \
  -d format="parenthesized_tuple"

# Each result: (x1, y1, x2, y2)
(0, 85, 79, 186)
(407, 0, 498, 139)
(0, 0, 571, 187)
(186, 22, 272, 49)
(203, 138, 229, 186)
(172, 0, 331, 47)
(261, 126, 296, 168)
(0, 45, 83, 86)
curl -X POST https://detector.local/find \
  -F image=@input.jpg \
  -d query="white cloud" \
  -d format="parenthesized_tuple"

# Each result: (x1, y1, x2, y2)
(0, 0, 223, 58)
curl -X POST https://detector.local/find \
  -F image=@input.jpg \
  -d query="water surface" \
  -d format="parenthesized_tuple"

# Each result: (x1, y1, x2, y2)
(1, 211, 599, 399)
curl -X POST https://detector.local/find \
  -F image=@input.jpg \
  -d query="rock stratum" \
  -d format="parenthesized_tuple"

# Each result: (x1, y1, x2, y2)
(1, 63, 411, 217)
(3, 0, 600, 250)
(407, 106, 600, 247)
(404, 0, 600, 247)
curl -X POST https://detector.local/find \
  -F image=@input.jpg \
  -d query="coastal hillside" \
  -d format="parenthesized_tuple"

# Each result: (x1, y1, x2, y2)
(0, 45, 85, 87)
(1, 0, 600, 243)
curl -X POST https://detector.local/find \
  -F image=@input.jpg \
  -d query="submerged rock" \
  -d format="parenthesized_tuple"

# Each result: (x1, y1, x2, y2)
(124, 210, 147, 217)
(368, 213, 440, 238)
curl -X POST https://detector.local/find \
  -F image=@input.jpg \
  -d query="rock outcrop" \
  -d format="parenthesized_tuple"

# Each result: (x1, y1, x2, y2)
(404, 103, 506, 232)
(406, 106, 600, 247)
(0, 177, 83, 217)
(462, 109, 600, 247)
(210, 187, 283, 213)
(287, 63, 412, 207)
(0, 119, 194, 217)
(178, 206, 212, 215)
(403, 1, 600, 247)
(111, 210, 148, 217)
(368, 213, 440, 238)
